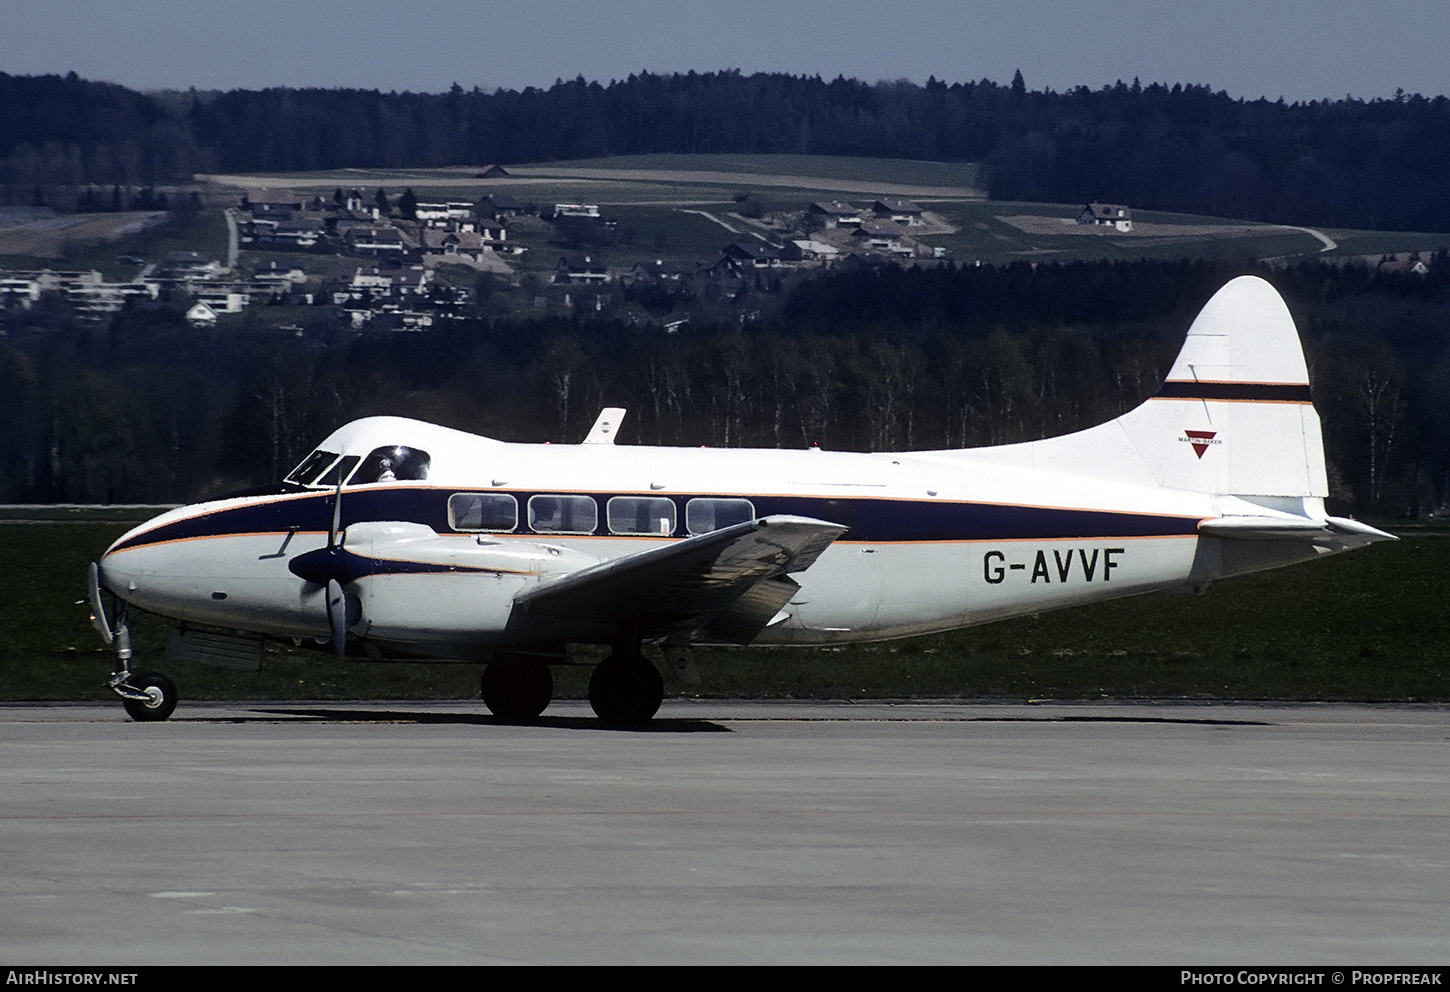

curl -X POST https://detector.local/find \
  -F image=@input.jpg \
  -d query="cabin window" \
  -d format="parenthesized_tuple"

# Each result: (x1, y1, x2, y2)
(284, 449, 339, 486)
(606, 496, 676, 536)
(685, 497, 755, 535)
(528, 495, 598, 535)
(351, 445, 431, 484)
(449, 493, 518, 532)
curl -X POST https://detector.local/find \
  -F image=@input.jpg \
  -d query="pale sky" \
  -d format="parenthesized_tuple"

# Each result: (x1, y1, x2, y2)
(4, 0, 1447, 103)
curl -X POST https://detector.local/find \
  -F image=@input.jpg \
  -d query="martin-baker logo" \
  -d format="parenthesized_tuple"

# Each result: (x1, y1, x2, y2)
(1181, 429, 1220, 459)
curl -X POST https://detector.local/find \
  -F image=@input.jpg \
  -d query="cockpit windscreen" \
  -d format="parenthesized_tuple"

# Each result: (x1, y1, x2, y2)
(351, 445, 431, 484)
(284, 445, 431, 487)
(284, 449, 339, 486)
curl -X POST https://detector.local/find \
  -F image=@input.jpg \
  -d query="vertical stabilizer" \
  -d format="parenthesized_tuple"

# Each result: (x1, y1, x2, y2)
(1114, 276, 1328, 498)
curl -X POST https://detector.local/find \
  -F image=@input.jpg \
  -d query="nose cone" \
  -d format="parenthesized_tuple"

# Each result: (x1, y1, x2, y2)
(97, 507, 194, 599)
(95, 499, 331, 640)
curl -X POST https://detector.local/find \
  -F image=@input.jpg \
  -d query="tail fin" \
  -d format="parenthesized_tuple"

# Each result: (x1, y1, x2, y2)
(958, 276, 1329, 499)
(1114, 275, 1328, 498)
(942, 276, 1393, 554)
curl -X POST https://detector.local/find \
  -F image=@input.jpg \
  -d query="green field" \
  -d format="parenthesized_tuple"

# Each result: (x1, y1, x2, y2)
(195, 156, 1450, 270)
(6, 156, 1441, 280)
(4, 513, 1443, 708)
(0, 209, 230, 279)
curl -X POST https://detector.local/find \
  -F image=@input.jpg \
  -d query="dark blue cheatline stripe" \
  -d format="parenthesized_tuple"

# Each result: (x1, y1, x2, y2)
(1155, 381, 1312, 403)
(113, 486, 1202, 551)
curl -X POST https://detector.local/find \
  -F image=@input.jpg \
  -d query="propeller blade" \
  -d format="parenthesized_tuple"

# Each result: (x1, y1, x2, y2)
(327, 578, 347, 657)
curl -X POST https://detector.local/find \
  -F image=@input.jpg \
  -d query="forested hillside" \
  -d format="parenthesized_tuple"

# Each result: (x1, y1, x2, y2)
(3, 70, 1450, 230)
(1, 258, 1444, 516)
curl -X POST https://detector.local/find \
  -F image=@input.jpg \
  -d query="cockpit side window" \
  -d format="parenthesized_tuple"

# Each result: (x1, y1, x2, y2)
(316, 455, 360, 487)
(284, 449, 339, 486)
(351, 445, 431, 484)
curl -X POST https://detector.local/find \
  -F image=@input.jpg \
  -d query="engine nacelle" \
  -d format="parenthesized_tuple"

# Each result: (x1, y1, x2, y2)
(340, 522, 600, 654)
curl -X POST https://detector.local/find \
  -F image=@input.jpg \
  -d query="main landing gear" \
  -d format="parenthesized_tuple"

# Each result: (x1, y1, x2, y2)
(478, 646, 665, 724)
(588, 650, 664, 724)
(479, 654, 554, 721)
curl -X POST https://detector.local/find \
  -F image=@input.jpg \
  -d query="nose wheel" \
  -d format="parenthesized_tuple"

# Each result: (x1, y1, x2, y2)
(115, 671, 178, 722)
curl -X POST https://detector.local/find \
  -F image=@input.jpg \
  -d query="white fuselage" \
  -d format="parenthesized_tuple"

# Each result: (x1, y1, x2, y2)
(97, 417, 1300, 659)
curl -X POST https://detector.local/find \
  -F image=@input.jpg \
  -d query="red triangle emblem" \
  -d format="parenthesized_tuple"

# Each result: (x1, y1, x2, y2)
(1184, 429, 1216, 459)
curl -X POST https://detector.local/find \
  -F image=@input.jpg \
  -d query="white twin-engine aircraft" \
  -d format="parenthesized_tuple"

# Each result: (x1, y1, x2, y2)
(89, 276, 1392, 723)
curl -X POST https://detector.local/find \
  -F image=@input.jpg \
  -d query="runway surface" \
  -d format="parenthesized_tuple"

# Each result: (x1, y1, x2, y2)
(3, 699, 1447, 965)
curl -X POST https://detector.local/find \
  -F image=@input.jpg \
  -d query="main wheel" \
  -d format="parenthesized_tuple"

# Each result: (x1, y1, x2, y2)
(480, 659, 553, 721)
(122, 671, 178, 722)
(588, 653, 664, 724)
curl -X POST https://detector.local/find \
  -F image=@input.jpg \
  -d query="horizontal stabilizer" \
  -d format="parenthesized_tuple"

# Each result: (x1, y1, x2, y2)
(1200, 515, 1395, 547)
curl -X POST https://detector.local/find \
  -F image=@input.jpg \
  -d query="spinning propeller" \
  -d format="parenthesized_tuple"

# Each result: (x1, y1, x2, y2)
(287, 482, 360, 656)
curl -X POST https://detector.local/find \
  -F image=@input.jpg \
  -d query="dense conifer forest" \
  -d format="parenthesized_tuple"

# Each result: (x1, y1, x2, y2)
(4, 69, 1450, 230)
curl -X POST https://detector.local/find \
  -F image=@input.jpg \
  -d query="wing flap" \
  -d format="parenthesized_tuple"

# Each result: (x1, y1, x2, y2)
(513, 515, 846, 642)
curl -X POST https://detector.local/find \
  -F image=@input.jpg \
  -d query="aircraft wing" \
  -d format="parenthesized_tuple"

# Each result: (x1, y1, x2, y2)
(512, 515, 847, 644)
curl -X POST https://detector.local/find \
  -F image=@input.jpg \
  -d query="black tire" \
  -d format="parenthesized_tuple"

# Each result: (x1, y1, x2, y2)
(480, 659, 553, 721)
(588, 653, 663, 724)
(122, 671, 178, 722)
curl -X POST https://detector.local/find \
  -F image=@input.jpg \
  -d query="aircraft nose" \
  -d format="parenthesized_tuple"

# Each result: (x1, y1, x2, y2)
(96, 540, 139, 599)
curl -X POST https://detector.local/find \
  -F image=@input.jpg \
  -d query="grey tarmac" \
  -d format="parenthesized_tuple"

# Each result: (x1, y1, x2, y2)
(2, 700, 1446, 965)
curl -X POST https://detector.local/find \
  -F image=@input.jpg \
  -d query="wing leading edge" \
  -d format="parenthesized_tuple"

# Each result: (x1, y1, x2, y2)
(511, 515, 847, 644)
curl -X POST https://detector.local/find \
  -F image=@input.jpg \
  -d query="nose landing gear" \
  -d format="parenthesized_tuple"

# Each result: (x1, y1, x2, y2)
(90, 561, 179, 723)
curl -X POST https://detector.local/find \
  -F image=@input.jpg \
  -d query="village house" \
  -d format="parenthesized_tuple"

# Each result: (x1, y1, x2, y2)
(0, 268, 157, 316)
(422, 228, 487, 262)
(852, 219, 921, 256)
(413, 202, 477, 226)
(554, 254, 610, 284)
(807, 200, 862, 228)
(1078, 203, 1133, 232)
(266, 220, 325, 248)
(480, 194, 525, 220)
(186, 301, 219, 327)
(782, 239, 840, 263)
(719, 240, 784, 267)
(158, 251, 225, 281)
(1377, 254, 1430, 276)
(873, 198, 924, 226)
(345, 226, 409, 257)
(629, 259, 690, 283)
